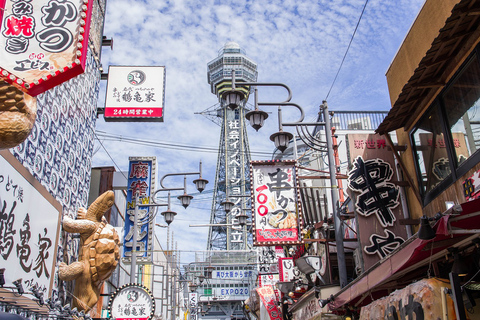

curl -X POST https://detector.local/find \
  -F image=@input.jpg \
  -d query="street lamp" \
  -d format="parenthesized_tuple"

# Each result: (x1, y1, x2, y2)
(130, 163, 208, 284)
(227, 72, 348, 287)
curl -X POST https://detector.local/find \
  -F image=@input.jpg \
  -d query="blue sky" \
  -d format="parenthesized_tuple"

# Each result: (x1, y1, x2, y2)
(92, 0, 426, 266)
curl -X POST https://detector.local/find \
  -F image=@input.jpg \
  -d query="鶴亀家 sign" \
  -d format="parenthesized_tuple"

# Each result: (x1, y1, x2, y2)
(0, 0, 94, 96)
(250, 160, 303, 246)
(104, 66, 166, 122)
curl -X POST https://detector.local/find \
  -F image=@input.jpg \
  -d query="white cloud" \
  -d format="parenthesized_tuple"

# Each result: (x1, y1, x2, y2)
(93, 0, 426, 265)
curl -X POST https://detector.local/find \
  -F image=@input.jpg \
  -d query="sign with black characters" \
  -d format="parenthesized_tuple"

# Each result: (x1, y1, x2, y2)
(0, 0, 94, 96)
(0, 150, 62, 296)
(250, 160, 303, 246)
(104, 66, 166, 122)
(108, 283, 155, 320)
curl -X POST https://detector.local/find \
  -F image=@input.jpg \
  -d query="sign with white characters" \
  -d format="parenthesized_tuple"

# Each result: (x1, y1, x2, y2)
(122, 157, 156, 264)
(105, 66, 166, 122)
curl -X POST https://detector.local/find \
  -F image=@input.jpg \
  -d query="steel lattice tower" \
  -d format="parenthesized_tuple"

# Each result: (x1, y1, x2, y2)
(206, 42, 257, 250)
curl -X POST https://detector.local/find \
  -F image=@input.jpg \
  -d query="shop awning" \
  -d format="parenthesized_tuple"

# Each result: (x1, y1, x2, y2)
(329, 197, 480, 310)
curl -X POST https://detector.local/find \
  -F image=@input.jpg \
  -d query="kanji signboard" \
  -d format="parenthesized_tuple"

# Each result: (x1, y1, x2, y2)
(104, 66, 166, 122)
(346, 133, 408, 270)
(250, 160, 303, 246)
(108, 283, 155, 320)
(122, 156, 156, 264)
(0, 150, 61, 297)
(0, 0, 94, 96)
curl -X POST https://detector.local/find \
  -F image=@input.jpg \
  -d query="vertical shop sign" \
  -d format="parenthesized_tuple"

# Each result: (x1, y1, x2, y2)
(0, 150, 61, 296)
(250, 160, 303, 246)
(256, 286, 282, 320)
(279, 257, 295, 281)
(189, 292, 198, 320)
(104, 66, 166, 122)
(122, 156, 156, 264)
(0, 0, 94, 96)
(346, 134, 408, 270)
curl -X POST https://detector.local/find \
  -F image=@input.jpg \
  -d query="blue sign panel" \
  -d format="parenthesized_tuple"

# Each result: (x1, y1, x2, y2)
(122, 157, 156, 263)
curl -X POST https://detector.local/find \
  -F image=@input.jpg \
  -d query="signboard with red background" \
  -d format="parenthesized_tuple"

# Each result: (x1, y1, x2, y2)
(346, 134, 409, 271)
(0, 0, 94, 96)
(250, 160, 303, 246)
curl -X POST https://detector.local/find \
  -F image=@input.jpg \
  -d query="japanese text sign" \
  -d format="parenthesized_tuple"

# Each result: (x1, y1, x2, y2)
(279, 257, 295, 282)
(108, 283, 155, 320)
(105, 66, 166, 122)
(0, 150, 61, 296)
(250, 160, 303, 246)
(122, 157, 156, 264)
(189, 292, 198, 320)
(256, 286, 282, 320)
(0, 0, 94, 96)
(346, 133, 408, 270)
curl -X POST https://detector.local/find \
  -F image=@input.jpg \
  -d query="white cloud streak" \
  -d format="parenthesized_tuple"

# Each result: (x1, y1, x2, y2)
(93, 0, 426, 265)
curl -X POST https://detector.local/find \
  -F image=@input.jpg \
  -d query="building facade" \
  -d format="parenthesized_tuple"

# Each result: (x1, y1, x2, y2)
(0, 0, 108, 318)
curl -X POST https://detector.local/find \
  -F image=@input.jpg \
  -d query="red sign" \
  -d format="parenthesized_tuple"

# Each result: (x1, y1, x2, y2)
(256, 286, 282, 320)
(0, 0, 94, 96)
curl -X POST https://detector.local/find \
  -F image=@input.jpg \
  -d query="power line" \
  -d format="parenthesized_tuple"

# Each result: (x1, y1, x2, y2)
(325, 0, 369, 101)
(95, 131, 274, 157)
(94, 131, 128, 180)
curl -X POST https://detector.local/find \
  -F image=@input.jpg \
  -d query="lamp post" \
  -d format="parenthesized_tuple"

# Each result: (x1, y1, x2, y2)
(226, 72, 348, 288)
(129, 163, 208, 284)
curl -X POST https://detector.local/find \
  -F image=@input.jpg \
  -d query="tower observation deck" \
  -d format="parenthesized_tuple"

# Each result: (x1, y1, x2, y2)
(206, 42, 257, 251)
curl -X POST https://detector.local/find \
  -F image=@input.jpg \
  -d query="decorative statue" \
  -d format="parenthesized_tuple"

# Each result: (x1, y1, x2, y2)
(59, 190, 120, 313)
(0, 80, 37, 149)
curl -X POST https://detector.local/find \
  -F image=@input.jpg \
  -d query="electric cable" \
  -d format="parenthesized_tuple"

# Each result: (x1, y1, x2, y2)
(325, 0, 369, 101)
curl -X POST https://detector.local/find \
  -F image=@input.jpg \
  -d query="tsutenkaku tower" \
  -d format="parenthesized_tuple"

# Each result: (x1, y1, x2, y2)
(206, 42, 257, 250)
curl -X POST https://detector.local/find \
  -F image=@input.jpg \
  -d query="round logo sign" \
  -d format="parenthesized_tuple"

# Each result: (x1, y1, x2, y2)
(108, 283, 155, 320)
(127, 70, 146, 85)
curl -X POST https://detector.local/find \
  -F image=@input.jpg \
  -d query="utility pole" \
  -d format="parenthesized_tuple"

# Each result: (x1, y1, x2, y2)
(323, 101, 348, 288)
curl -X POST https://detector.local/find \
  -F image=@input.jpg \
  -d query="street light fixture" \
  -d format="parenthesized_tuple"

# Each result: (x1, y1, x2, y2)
(226, 72, 348, 287)
(129, 163, 209, 284)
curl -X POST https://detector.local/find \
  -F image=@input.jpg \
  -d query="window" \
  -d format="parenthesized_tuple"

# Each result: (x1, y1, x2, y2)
(411, 102, 450, 194)
(410, 47, 480, 205)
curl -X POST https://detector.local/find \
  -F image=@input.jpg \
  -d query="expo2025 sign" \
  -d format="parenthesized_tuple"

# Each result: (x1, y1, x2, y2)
(0, 0, 94, 96)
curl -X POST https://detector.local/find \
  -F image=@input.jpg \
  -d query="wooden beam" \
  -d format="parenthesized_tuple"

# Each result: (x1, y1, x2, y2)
(385, 133, 423, 206)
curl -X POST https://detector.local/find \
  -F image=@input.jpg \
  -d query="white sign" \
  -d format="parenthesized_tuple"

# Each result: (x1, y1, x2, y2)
(109, 283, 155, 320)
(259, 273, 279, 287)
(0, 151, 61, 296)
(279, 257, 295, 281)
(0, 0, 93, 96)
(189, 292, 198, 320)
(105, 66, 166, 122)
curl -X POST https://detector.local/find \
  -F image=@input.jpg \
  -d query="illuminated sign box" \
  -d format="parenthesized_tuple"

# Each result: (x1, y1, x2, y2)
(104, 66, 166, 122)
(0, 0, 94, 96)
(250, 160, 303, 246)
(122, 156, 156, 264)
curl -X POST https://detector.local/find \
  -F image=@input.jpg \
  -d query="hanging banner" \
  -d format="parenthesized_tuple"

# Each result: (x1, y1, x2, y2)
(250, 160, 303, 246)
(0, 150, 61, 296)
(0, 0, 94, 96)
(256, 286, 282, 320)
(122, 156, 156, 264)
(104, 66, 166, 122)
